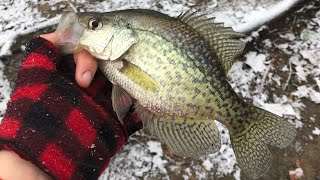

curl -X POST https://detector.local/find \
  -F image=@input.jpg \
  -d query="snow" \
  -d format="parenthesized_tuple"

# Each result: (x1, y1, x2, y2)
(289, 168, 304, 179)
(263, 103, 296, 117)
(0, 0, 302, 56)
(146, 141, 168, 174)
(99, 132, 169, 180)
(0, 0, 319, 179)
(228, 3, 320, 131)
(199, 122, 239, 179)
(245, 52, 268, 73)
(229, 52, 305, 127)
(0, 1, 60, 56)
(0, 61, 12, 122)
(231, 0, 300, 32)
(300, 50, 319, 66)
(312, 127, 320, 135)
(202, 159, 214, 171)
(293, 86, 320, 104)
(273, 10, 320, 106)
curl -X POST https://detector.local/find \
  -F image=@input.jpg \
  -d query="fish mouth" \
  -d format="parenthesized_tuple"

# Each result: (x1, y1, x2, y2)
(55, 12, 85, 54)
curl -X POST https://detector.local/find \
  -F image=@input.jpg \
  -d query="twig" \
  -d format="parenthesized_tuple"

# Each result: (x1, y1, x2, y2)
(260, 58, 273, 92)
(68, 2, 78, 12)
(283, 58, 292, 91)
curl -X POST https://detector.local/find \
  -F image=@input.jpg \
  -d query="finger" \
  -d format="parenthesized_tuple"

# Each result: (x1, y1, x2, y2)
(40, 33, 60, 45)
(74, 49, 98, 88)
(0, 150, 52, 180)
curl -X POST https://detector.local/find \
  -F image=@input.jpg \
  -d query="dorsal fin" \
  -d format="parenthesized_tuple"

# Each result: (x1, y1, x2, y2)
(177, 11, 246, 74)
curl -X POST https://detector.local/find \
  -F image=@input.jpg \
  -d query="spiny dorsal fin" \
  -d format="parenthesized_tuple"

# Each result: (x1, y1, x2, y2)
(177, 11, 246, 74)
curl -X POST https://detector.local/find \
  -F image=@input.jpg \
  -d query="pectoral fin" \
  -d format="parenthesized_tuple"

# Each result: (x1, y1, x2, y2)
(144, 116, 221, 157)
(112, 85, 133, 124)
(120, 60, 159, 92)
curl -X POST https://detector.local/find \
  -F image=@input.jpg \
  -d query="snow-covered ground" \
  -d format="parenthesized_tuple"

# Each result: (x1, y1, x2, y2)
(0, 0, 300, 57)
(1, 0, 319, 179)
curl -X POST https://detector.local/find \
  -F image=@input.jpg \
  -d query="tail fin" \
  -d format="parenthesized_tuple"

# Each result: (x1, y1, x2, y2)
(230, 107, 296, 179)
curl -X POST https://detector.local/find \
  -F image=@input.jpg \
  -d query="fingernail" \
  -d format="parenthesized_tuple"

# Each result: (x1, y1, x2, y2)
(81, 71, 92, 86)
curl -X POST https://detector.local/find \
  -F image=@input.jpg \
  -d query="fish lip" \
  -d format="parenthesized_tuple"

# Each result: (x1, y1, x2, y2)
(55, 12, 85, 54)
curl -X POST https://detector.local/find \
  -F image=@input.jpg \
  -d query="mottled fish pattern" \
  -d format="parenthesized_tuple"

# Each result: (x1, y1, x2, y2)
(56, 9, 297, 179)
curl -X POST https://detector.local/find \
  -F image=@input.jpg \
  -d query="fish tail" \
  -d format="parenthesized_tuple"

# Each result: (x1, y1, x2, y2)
(230, 107, 296, 179)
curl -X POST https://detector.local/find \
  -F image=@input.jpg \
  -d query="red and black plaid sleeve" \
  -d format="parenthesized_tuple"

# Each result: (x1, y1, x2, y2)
(0, 37, 142, 180)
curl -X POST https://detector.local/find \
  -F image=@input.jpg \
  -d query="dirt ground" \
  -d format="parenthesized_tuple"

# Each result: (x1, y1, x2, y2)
(239, 1, 320, 179)
(0, 0, 319, 179)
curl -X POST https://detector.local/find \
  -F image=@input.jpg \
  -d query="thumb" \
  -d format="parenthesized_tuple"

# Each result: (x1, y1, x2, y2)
(40, 33, 60, 45)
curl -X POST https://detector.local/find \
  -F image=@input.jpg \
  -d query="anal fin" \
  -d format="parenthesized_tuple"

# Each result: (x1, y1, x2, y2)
(144, 116, 221, 157)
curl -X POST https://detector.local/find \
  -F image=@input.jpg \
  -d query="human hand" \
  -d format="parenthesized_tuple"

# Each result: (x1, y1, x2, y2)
(0, 34, 141, 180)
(0, 33, 100, 180)
(41, 32, 98, 88)
(0, 150, 51, 180)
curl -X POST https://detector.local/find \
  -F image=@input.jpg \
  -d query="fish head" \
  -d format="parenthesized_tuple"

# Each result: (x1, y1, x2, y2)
(56, 11, 137, 61)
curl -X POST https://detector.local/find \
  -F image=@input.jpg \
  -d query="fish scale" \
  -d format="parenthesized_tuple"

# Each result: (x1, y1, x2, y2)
(127, 30, 233, 121)
(129, 35, 220, 118)
(56, 9, 297, 178)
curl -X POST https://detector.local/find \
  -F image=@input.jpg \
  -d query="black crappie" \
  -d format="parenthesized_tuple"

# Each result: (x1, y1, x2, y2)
(55, 9, 296, 179)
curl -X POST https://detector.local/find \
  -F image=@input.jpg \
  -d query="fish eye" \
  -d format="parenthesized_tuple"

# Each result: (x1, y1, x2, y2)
(88, 17, 103, 30)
